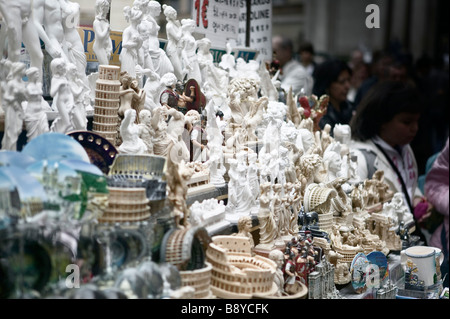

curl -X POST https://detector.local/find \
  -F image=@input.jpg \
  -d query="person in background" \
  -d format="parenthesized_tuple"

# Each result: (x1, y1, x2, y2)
(312, 59, 354, 133)
(298, 42, 316, 76)
(353, 51, 394, 108)
(424, 138, 449, 287)
(349, 80, 429, 244)
(272, 35, 314, 96)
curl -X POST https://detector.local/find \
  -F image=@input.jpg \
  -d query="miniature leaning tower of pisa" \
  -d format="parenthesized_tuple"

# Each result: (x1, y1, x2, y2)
(92, 65, 121, 146)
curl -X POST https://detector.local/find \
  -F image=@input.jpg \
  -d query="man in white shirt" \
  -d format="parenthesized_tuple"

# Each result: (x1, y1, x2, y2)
(272, 35, 314, 96)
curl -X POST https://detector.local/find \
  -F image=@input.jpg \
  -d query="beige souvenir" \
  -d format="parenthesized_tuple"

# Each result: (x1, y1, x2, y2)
(206, 235, 278, 299)
(92, 65, 121, 145)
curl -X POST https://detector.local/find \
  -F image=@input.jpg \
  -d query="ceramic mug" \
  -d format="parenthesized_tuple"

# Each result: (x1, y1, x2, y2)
(401, 246, 444, 287)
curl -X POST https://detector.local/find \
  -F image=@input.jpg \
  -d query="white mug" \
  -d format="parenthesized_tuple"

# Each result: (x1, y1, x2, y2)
(400, 246, 443, 287)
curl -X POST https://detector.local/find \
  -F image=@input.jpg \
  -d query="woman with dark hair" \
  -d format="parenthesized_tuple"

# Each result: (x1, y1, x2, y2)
(312, 59, 354, 132)
(350, 80, 430, 244)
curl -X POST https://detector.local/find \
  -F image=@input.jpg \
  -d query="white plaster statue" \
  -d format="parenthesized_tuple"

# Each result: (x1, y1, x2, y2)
(226, 154, 255, 221)
(256, 182, 277, 249)
(120, 5, 143, 78)
(258, 61, 278, 102)
(138, 109, 155, 154)
(185, 109, 206, 162)
(150, 106, 171, 156)
(23, 67, 49, 142)
(33, 0, 67, 61)
(49, 57, 75, 134)
(163, 4, 183, 80)
(166, 108, 190, 163)
(268, 249, 286, 296)
(60, 0, 90, 89)
(219, 42, 237, 79)
(66, 63, 88, 130)
(189, 199, 229, 234)
(179, 18, 202, 83)
(144, 1, 174, 78)
(233, 216, 255, 252)
(333, 123, 352, 147)
(143, 69, 163, 111)
(382, 192, 413, 226)
(119, 108, 147, 154)
(323, 143, 343, 182)
(204, 99, 226, 187)
(196, 38, 228, 96)
(166, 145, 195, 228)
(93, 0, 113, 66)
(247, 152, 260, 202)
(1, 62, 27, 150)
(227, 77, 268, 145)
(0, 0, 46, 79)
(272, 183, 286, 243)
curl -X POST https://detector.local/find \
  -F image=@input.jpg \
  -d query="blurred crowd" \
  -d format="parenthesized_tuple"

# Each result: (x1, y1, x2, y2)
(273, 35, 449, 176)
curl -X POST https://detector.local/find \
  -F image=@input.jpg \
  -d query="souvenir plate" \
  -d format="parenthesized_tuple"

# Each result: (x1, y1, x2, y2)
(22, 132, 90, 163)
(350, 252, 370, 294)
(367, 251, 389, 287)
(68, 131, 118, 175)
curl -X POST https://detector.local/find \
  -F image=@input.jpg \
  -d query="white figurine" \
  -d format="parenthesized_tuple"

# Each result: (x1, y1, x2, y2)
(1, 62, 27, 150)
(143, 69, 163, 111)
(179, 19, 202, 83)
(66, 63, 88, 130)
(257, 182, 278, 249)
(163, 4, 183, 80)
(382, 192, 413, 226)
(268, 249, 286, 296)
(23, 67, 49, 142)
(219, 42, 237, 79)
(197, 38, 228, 96)
(166, 108, 190, 163)
(119, 108, 147, 154)
(120, 5, 143, 78)
(49, 58, 75, 134)
(323, 143, 343, 182)
(185, 109, 206, 162)
(33, 0, 67, 61)
(150, 106, 171, 156)
(60, 0, 90, 88)
(93, 0, 113, 66)
(144, 1, 174, 78)
(204, 99, 226, 187)
(0, 0, 47, 78)
(138, 109, 155, 154)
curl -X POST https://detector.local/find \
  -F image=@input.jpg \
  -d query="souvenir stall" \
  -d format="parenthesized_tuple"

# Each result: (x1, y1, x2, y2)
(0, 0, 446, 300)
